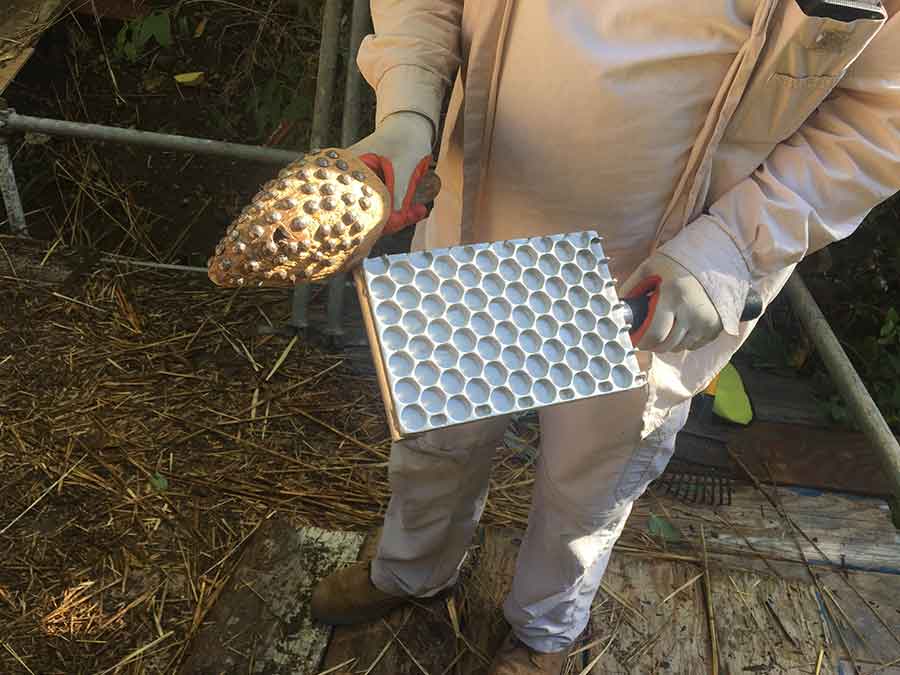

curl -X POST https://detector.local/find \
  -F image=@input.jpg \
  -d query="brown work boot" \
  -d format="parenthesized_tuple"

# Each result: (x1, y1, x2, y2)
(310, 561, 410, 625)
(487, 632, 572, 674)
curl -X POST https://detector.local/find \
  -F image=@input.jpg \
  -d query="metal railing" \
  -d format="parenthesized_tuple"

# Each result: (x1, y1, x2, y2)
(0, 0, 372, 341)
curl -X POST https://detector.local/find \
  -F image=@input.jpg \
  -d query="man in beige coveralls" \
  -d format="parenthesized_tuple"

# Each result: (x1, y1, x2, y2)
(311, 1, 900, 672)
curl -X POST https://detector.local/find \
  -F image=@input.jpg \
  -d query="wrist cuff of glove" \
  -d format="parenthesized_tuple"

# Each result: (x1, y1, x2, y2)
(372, 65, 444, 148)
(656, 214, 752, 336)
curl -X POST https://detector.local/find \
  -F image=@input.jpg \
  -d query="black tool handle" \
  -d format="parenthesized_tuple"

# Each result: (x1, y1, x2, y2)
(795, 0, 886, 22)
(623, 288, 764, 341)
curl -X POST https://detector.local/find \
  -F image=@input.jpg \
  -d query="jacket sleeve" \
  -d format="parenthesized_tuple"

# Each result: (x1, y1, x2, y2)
(356, 1, 464, 142)
(659, 6, 900, 336)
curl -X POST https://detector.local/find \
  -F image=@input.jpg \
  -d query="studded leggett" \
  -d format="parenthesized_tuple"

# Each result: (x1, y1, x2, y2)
(207, 147, 391, 288)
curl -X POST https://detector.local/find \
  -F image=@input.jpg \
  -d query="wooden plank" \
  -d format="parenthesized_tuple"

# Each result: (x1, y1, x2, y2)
(728, 421, 898, 498)
(0, 0, 67, 91)
(0, 234, 95, 285)
(179, 518, 364, 675)
(353, 267, 402, 442)
(0, 47, 33, 94)
(320, 523, 900, 673)
(618, 486, 900, 669)
(672, 431, 732, 472)
(669, 417, 900, 503)
(584, 556, 831, 673)
(682, 366, 833, 437)
(587, 555, 900, 673)
(734, 365, 832, 427)
(631, 485, 900, 575)
(814, 569, 900, 670)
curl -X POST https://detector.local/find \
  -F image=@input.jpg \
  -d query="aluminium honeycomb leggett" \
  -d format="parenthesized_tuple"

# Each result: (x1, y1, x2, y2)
(207, 147, 391, 288)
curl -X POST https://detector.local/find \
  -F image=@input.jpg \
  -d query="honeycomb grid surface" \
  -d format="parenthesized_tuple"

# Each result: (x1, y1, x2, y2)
(362, 231, 645, 435)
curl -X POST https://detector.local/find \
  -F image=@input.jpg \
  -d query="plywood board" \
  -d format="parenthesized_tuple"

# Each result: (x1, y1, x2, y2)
(0, 0, 68, 93)
(179, 518, 364, 675)
(734, 365, 832, 427)
(0, 47, 34, 95)
(729, 421, 897, 498)
(632, 485, 900, 575)
(321, 487, 900, 673)
(580, 554, 900, 674)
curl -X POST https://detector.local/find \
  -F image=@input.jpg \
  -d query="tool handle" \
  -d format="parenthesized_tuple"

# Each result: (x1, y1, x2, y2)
(795, 0, 886, 22)
(413, 169, 441, 205)
(623, 284, 764, 343)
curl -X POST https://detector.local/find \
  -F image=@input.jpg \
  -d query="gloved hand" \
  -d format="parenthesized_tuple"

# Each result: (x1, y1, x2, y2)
(619, 253, 724, 353)
(348, 111, 434, 235)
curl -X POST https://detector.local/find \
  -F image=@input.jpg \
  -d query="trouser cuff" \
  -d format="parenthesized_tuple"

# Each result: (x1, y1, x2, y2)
(370, 558, 461, 599)
(511, 626, 575, 654)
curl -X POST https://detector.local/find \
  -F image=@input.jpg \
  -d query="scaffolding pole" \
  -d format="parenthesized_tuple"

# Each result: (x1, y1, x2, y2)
(288, 0, 344, 335)
(0, 135, 26, 233)
(784, 273, 900, 528)
(325, 0, 373, 341)
(0, 109, 301, 165)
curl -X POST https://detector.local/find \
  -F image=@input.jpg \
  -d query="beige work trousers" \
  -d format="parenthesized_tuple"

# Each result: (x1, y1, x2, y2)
(370, 385, 691, 653)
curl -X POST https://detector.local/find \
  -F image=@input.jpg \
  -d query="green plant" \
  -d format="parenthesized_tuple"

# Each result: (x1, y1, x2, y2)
(870, 307, 900, 423)
(880, 307, 900, 345)
(114, 10, 173, 63)
(245, 74, 313, 141)
(823, 307, 900, 430)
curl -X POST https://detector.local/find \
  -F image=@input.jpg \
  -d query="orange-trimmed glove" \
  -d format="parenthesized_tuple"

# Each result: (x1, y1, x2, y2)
(348, 112, 435, 236)
(358, 153, 432, 235)
(620, 253, 724, 353)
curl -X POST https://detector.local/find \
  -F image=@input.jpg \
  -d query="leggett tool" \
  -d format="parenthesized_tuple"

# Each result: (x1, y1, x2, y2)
(353, 232, 763, 440)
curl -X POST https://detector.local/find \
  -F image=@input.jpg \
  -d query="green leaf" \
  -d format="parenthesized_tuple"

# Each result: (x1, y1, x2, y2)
(115, 24, 129, 52)
(648, 514, 680, 542)
(142, 11, 173, 48)
(128, 25, 151, 58)
(711, 363, 753, 425)
(881, 307, 899, 341)
(149, 472, 169, 491)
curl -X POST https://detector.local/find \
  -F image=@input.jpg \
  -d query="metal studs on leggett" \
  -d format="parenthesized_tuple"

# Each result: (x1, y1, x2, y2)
(359, 231, 647, 437)
(206, 148, 391, 288)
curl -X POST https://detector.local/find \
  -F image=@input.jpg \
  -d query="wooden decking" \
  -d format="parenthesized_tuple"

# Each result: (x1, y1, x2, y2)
(319, 484, 900, 674)
(0, 0, 68, 94)
(177, 482, 900, 674)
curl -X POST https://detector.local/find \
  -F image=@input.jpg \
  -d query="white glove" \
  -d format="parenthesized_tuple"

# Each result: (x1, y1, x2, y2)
(347, 112, 435, 235)
(619, 253, 724, 353)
